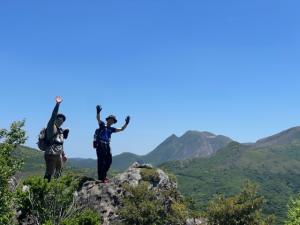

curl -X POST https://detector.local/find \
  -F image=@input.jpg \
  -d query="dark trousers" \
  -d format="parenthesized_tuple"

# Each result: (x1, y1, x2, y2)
(44, 154, 63, 182)
(96, 142, 112, 181)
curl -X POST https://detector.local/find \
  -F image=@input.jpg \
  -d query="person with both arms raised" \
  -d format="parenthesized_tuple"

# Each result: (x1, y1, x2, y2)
(94, 105, 130, 183)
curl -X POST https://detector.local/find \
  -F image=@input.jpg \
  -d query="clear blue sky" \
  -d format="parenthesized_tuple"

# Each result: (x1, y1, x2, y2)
(1, 1, 300, 158)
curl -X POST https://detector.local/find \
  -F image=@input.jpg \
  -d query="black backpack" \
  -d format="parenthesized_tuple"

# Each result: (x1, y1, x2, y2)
(37, 128, 50, 151)
(93, 128, 101, 148)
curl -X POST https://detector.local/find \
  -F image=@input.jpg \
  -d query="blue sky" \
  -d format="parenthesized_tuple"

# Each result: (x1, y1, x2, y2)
(1, 1, 300, 158)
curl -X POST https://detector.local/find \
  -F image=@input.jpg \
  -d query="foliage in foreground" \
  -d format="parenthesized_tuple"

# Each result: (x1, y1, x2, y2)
(43, 209, 100, 225)
(0, 120, 27, 225)
(285, 193, 300, 225)
(17, 174, 100, 225)
(119, 178, 189, 225)
(206, 182, 275, 225)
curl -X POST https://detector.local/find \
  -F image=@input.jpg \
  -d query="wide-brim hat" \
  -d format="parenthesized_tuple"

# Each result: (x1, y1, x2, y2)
(106, 115, 117, 123)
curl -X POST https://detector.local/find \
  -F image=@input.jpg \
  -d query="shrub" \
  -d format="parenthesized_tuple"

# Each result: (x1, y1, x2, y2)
(0, 121, 27, 225)
(119, 181, 189, 225)
(16, 173, 83, 225)
(140, 168, 160, 185)
(206, 182, 275, 225)
(61, 209, 100, 225)
(285, 194, 300, 225)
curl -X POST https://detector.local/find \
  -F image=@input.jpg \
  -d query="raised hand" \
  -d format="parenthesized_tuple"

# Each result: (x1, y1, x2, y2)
(96, 105, 102, 114)
(56, 96, 62, 104)
(125, 116, 130, 125)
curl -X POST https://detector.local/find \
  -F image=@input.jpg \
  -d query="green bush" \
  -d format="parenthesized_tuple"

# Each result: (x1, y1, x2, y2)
(61, 209, 100, 225)
(41, 210, 100, 225)
(206, 182, 275, 225)
(285, 194, 300, 225)
(140, 168, 160, 185)
(17, 173, 83, 225)
(183, 196, 203, 219)
(119, 181, 189, 225)
(0, 121, 27, 225)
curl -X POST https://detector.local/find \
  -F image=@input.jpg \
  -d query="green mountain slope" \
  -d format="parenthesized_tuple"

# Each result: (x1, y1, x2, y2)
(161, 129, 300, 224)
(14, 146, 45, 177)
(111, 152, 143, 171)
(255, 126, 300, 147)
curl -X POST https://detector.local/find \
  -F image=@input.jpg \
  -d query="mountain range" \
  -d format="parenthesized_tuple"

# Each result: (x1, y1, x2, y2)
(17, 126, 300, 224)
(112, 130, 233, 170)
(160, 126, 300, 224)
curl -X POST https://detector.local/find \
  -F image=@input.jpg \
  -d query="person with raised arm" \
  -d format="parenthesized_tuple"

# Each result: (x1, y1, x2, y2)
(44, 96, 69, 182)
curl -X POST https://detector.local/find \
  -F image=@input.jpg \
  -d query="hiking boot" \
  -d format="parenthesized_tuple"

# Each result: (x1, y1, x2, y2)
(104, 177, 110, 183)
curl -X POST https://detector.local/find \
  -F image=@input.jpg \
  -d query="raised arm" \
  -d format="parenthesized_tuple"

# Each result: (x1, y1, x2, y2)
(96, 105, 102, 124)
(115, 116, 130, 132)
(47, 96, 62, 139)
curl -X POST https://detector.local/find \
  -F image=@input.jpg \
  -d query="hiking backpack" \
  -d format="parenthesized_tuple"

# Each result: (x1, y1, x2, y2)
(93, 128, 101, 148)
(37, 128, 50, 151)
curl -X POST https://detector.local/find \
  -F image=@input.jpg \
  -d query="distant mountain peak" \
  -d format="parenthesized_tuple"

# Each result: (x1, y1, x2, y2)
(168, 134, 179, 139)
(181, 130, 216, 138)
(144, 130, 233, 165)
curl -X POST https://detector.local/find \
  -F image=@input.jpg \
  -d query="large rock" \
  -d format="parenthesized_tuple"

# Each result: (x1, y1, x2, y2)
(74, 162, 179, 225)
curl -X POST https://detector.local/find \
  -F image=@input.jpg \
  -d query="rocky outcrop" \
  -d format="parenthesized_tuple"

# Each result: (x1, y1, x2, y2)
(74, 162, 182, 225)
(17, 162, 206, 225)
